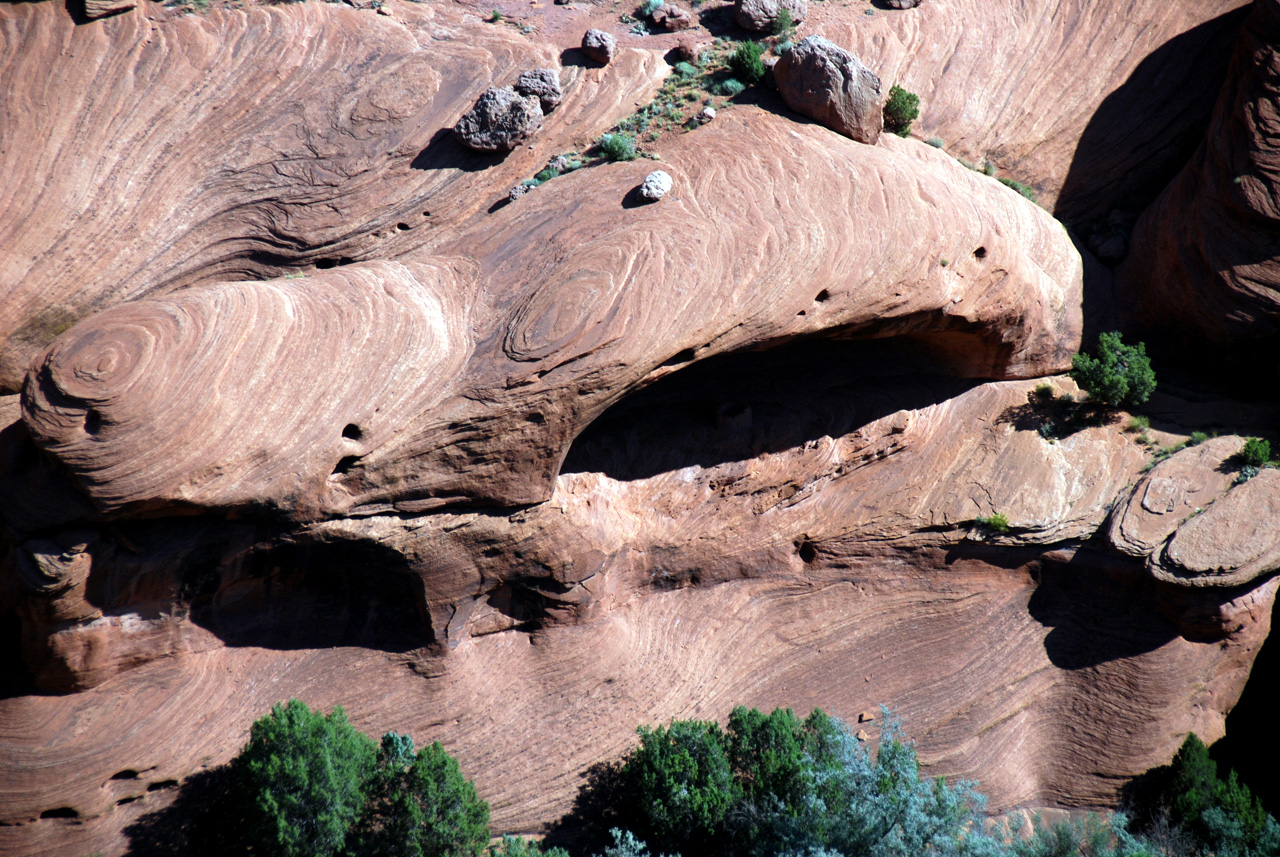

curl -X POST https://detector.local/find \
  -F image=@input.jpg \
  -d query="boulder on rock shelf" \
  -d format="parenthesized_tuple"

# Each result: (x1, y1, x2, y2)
(638, 170, 673, 201)
(83, 0, 135, 17)
(582, 29, 617, 65)
(697, 106, 716, 124)
(453, 86, 544, 152)
(734, 0, 806, 32)
(884, 0, 921, 8)
(652, 4, 695, 30)
(508, 183, 532, 201)
(774, 36, 882, 143)
(515, 68, 563, 112)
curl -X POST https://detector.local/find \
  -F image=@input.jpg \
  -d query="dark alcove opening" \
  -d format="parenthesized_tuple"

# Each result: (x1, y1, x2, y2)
(561, 336, 988, 482)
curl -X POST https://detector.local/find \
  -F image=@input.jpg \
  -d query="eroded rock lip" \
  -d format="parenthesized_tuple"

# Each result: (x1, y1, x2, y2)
(21, 261, 473, 518)
(774, 36, 882, 143)
(1107, 437, 1240, 558)
(1151, 468, 1280, 588)
(453, 86, 544, 151)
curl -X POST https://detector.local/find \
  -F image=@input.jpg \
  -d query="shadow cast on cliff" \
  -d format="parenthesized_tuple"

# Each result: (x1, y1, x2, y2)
(1054, 7, 1247, 229)
(561, 335, 986, 482)
(123, 764, 253, 857)
(411, 127, 509, 173)
(1023, 547, 1180, 670)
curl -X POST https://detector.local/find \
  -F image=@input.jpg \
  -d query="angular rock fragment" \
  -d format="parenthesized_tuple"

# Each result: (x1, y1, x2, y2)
(638, 170, 673, 201)
(453, 86, 544, 152)
(509, 183, 532, 201)
(774, 36, 882, 143)
(884, 0, 921, 8)
(83, 0, 135, 18)
(582, 28, 617, 64)
(697, 106, 716, 124)
(734, 0, 806, 32)
(515, 68, 563, 112)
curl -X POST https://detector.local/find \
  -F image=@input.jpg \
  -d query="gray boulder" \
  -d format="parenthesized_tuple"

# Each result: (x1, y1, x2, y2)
(515, 69, 563, 112)
(453, 87, 544, 152)
(734, 0, 806, 32)
(884, 0, 921, 7)
(774, 36, 882, 143)
(638, 170, 673, 201)
(582, 29, 617, 65)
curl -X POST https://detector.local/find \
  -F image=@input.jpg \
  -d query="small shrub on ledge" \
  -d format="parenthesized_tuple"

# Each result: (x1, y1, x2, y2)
(975, 513, 1010, 534)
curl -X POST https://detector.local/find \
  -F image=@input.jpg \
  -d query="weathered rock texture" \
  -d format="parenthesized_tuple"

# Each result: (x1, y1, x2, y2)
(581, 28, 616, 64)
(775, 37, 883, 143)
(0, 1, 669, 392)
(18, 124, 1082, 519)
(637, 169, 673, 200)
(453, 86, 544, 151)
(515, 68, 564, 113)
(1120, 0, 1280, 355)
(734, 0, 806, 32)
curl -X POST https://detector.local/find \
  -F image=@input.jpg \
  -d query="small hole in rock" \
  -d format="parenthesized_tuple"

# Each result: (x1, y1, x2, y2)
(110, 769, 140, 781)
(84, 410, 102, 434)
(147, 780, 178, 792)
(797, 310, 807, 316)
(396, 223, 410, 231)
(798, 541, 817, 563)
(974, 246, 987, 259)
(663, 348, 696, 366)
(814, 289, 831, 303)
(422, 211, 432, 217)
(342, 423, 363, 441)
(525, 412, 546, 424)
(332, 455, 360, 476)
(40, 807, 79, 819)
(116, 795, 141, 806)
(315, 257, 355, 270)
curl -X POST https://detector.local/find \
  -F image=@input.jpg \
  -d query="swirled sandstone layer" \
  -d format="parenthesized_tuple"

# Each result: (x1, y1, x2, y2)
(1120, 0, 1280, 352)
(0, 0, 668, 392)
(2, 379, 1275, 857)
(22, 261, 472, 516)
(20, 115, 1082, 518)
(808, 0, 1248, 221)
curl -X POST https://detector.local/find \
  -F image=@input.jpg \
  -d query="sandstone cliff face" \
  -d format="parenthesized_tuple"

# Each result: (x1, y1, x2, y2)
(1, 0, 1278, 855)
(1121, 0, 1280, 355)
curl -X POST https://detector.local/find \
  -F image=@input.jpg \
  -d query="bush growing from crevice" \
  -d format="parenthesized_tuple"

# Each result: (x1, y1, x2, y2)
(1070, 331, 1156, 409)
(975, 513, 1011, 535)
(883, 85, 919, 137)
(998, 176, 1038, 202)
